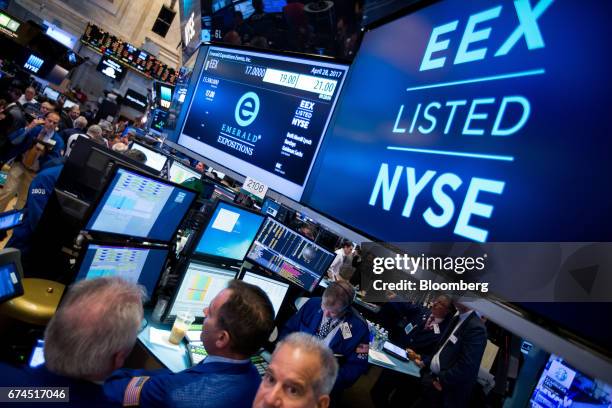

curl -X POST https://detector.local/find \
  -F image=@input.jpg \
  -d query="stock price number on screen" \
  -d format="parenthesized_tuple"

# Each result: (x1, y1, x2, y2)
(314, 79, 336, 94)
(279, 72, 299, 86)
(245, 66, 267, 77)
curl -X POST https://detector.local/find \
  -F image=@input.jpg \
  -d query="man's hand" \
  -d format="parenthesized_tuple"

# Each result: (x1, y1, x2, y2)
(433, 380, 443, 391)
(26, 118, 44, 130)
(406, 348, 420, 361)
(414, 358, 424, 368)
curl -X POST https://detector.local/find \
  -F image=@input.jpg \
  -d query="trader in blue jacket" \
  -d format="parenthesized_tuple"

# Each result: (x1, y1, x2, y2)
(6, 161, 64, 255)
(104, 280, 275, 407)
(280, 281, 370, 392)
(0, 112, 65, 211)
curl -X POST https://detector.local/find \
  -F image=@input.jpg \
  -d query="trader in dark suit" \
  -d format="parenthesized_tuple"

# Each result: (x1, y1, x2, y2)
(414, 302, 487, 408)
(280, 281, 370, 392)
(371, 295, 454, 407)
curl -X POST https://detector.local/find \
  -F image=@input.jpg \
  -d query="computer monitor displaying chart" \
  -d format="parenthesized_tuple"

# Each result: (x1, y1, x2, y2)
(166, 261, 236, 320)
(169, 161, 200, 184)
(74, 243, 169, 295)
(85, 167, 197, 242)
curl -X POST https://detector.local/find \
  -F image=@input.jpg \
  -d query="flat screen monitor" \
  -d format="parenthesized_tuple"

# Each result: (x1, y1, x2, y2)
(241, 271, 289, 317)
(85, 167, 197, 242)
(151, 108, 169, 132)
(193, 201, 265, 263)
(234, 1, 255, 19)
(0, 262, 22, 303)
(212, 184, 236, 202)
(169, 161, 201, 184)
(42, 86, 60, 101)
(529, 354, 611, 407)
(130, 141, 168, 172)
(177, 45, 349, 201)
(302, 0, 612, 243)
(166, 261, 236, 319)
(74, 243, 169, 296)
(0, 248, 24, 303)
(246, 217, 335, 291)
(261, 198, 280, 218)
(96, 56, 126, 81)
(63, 99, 78, 110)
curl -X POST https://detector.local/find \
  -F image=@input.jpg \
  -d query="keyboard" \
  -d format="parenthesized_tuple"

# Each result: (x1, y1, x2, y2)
(250, 355, 269, 377)
(188, 344, 268, 377)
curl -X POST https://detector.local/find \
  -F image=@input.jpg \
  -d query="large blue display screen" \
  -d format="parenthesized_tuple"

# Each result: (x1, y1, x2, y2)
(194, 201, 265, 261)
(178, 46, 348, 201)
(303, 0, 612, 242)
(86, 168, 197, 242)
(76, 244, 169, 295)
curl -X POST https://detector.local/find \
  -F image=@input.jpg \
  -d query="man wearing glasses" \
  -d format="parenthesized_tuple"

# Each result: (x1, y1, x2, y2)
(280, 281, 370, 395)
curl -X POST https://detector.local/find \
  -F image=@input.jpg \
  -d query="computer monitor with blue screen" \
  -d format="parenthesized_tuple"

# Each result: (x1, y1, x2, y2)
(261, 198, 280, 218)
(0, 248, 24, 303)
(74, 242, 169, 296)
(529, 354, 611, 407)
(246, 217, 335, 292)
(42, 86, 60, 101)
(166, 261, 236, 320)
(241, 271, 289, 318)
(169, 161, 200, 184)
(193, 201, 265, 264)
(130, 141, 168, 172)
(85, 167, 197, 242)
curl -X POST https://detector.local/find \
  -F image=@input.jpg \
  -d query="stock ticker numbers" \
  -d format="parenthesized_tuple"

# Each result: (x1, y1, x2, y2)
(82, 23, 176, 84)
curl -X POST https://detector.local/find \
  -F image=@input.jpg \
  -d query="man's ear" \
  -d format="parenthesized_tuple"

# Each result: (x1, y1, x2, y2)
(316, 395, 330, 408)
(216, 330, 231, 349)
(112, 349, 130, 371)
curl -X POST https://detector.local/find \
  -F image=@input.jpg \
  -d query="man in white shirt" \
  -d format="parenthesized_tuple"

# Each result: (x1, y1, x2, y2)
(327, 241, 354, 281)
(65, 124, 104, 156)
(17, 87, 37, 106)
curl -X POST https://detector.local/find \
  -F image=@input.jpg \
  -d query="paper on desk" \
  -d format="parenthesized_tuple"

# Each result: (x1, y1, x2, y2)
(480, 340, 499, 372)
(148, 327, 181, 351)
(369, 349, 396, 366)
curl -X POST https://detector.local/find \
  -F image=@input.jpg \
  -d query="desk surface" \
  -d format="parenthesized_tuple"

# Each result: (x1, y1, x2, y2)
(138, 313, 190, 373)
(368, 350, 421, 377)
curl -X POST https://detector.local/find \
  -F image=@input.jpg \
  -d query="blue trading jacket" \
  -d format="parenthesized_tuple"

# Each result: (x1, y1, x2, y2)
(280, 297, 370, 389)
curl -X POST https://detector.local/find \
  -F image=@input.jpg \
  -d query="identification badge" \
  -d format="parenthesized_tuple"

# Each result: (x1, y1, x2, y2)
(341, 322, 352, 339)
(404, 323, 415, 334)
(433, 324, 440, 334)
(449, 334, 458, 344)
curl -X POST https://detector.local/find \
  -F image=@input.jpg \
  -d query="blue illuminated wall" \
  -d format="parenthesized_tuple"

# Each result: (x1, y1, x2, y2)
(303, 0, 612, 242)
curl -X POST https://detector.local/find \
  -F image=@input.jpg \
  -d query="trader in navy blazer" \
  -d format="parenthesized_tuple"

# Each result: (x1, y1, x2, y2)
(104, 280, 275, 407)
(280, 281, 370, 391)
(414, 302, 487, 408)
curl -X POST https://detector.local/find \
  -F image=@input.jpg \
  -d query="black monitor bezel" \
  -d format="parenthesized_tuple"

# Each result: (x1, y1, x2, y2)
(188, 198, 267, 269)
(245, 216, 336, 292)
(71, 238, 170, 296)
(83, 164, 198, 245)
(0, 248, 25, 303)
(164, 259, 238, 323)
